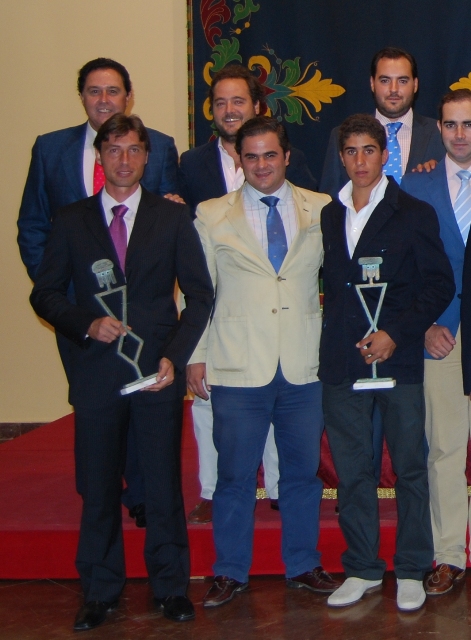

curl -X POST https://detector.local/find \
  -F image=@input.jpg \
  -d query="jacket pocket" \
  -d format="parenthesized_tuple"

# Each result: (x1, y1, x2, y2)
(209, 316, 248, 372)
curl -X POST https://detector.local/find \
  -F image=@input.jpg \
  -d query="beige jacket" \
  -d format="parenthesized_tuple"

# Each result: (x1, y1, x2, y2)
(189, 182, 330, 386)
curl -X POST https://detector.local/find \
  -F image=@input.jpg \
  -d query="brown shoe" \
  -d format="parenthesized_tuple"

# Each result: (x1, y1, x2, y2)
(425, 563, 466, 595)
(203, 576, 249, 608)
(287, 567, 343, 593)
(188, 499, 212, 524)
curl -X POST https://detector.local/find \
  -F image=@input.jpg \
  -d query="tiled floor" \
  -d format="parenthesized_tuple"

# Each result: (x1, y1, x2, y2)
(1, 572, 471, 639)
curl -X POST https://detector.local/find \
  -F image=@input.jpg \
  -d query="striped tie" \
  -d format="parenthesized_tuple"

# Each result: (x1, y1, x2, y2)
(383, 122, 403, 184)
(454, 170, 471, 243)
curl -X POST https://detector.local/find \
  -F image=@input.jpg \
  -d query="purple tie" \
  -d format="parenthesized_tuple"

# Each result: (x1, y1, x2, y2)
(109, 204, 128, 272)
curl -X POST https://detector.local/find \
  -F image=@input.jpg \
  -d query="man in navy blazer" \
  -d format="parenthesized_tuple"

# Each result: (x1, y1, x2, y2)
(18, 57, 179, 280)
(320, 47, 444, 198)
(320, 114, 453, 611)
(402, 89, 471, 597)
(178, 65, 317, 524)
(30, 115, 213, 629)
(17, 58, 180, 526)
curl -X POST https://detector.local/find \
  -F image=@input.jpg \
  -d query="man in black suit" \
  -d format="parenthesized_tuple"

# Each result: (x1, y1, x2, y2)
(319, 114, 453, 611)
(179, 65, 317, 524)
(320, 47, 444, 197)
(18, 57, 181, 526)
(30, 115, 213, 630)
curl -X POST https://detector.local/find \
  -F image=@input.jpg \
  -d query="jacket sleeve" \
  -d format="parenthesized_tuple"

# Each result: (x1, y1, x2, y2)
(17, 136, 53, 281)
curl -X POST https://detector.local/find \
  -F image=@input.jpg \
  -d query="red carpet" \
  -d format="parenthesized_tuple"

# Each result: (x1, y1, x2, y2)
(0, 403, 397, 579)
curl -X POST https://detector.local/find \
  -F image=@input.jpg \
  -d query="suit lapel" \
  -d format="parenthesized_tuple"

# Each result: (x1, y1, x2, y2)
(350, 180, 397, 270)
(282, 185, 311, 266)
(225, 190, 274, 272)
(206, 140, 229, 197)
(62, 123, 88, 201)
(407, 113, 429, 171)
(83, 195, 121, 270)
(126, 189, 158, 264)
(429, 161, 464, 248)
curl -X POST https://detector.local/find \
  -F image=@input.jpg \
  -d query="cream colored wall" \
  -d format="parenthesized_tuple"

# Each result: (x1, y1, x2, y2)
(0, 0, 189, 421)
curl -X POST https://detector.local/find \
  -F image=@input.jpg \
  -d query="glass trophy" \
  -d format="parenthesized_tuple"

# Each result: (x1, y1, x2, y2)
(92, 259, 159, 395)
(353, 257, 396, 391)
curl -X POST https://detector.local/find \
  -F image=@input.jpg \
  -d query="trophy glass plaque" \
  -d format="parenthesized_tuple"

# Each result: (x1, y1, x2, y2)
(92, 259, 159, 395)
(353, 257, 396, 391)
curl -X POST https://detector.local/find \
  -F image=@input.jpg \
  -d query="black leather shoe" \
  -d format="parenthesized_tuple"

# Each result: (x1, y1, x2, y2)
(128, 503, 146, 528)
(154, 596, 195, 622)
(73, 600, 118, 631)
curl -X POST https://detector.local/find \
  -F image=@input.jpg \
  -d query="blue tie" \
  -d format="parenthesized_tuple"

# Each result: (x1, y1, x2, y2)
(384, 122, 403, 184)
(261, 196, 287, 273)
(454, 170, 471, 243)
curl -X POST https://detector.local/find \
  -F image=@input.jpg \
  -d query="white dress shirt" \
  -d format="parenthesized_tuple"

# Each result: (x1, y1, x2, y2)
(339, 174, 389, 258)
(101, 186, 142, 244)
(83, 122, 98, 197)
(445, 154, 471, 206)
(376, 108, 413, 176)
(243, 181, 298, 255)
(218, 137, 245, 192)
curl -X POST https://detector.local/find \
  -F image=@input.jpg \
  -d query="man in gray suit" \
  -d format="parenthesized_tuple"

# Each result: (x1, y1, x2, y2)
(320, 47, 444, 198)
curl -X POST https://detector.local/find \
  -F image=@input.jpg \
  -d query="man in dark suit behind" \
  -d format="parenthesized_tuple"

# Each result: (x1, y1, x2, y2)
(30, 115, 213, 630)
(18, 57, 180, 524)
(319, 115, 454, 611)
(320, 47, 444, 198)
(178, 65, 317, 524)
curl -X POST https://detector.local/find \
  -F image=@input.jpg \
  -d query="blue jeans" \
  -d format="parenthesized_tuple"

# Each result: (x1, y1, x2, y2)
(211, 365, 324, 582)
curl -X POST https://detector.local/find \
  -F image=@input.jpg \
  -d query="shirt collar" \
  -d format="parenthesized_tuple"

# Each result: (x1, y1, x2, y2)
(85, 121, 97, 150)
(101, 185, 142, 215)
(244, 180, 289, 205)
(445, 154, 471, 180)
(339, 173, 389, 211)
(375, 107, 413, 130)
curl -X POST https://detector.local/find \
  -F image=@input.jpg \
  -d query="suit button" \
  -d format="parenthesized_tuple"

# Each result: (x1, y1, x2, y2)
(346, 282, 352, 288)
(272, 308, 278, 314)
(277, 276, 283, 281)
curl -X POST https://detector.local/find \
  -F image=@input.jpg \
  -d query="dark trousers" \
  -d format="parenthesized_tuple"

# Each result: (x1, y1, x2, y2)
(74, 394, 189, 602)
(57, 330, 145, 508)
(323, 380, 433, 580)
(211, 366, 324, 583)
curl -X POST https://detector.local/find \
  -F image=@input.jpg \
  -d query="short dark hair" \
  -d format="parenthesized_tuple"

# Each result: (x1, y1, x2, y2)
(438, 89, 471, 122)
(370, 47, 418, 79)
(93, 114, 150, 152)
(338, 114, 387, 152)
(235, 116, 290, 156)
(77, 58, 132, 95)
(209, 64, 266, 109)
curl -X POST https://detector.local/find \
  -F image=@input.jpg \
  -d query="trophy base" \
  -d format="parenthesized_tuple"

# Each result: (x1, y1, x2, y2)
(120, 373, 158, 395)
(353, 377, 396, 390)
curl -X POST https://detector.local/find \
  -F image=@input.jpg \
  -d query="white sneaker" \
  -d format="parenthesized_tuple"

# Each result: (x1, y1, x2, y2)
(396, 579, 426, 611)
(327, 577, 383, 607)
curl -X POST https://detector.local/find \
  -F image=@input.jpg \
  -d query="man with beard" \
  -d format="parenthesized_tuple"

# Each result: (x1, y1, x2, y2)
(320, 47, 444, 198)
(178, 65, 317, 524)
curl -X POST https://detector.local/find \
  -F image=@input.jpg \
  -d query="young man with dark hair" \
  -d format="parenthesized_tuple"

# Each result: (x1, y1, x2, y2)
(320, 113, 454, 611)
(30, 114, 213, 630)
(402, 89, 471, 596)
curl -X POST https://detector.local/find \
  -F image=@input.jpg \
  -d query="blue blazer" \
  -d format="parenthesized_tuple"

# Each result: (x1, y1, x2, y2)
(319, 112, 445, 198)
(401, 158, 464, 357)
(177, 138, 318, 215)
(319, 178, 454, 384)
(18, 122, 179, 280)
